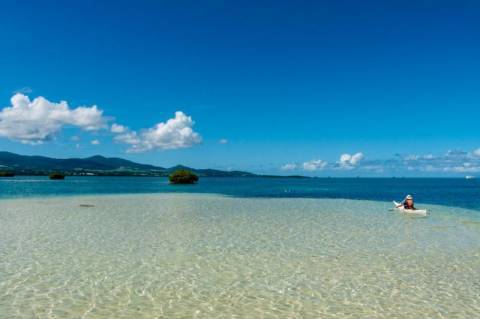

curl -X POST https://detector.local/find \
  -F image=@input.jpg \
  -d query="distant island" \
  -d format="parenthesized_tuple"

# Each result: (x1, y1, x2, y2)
(0, 151, 307, 178)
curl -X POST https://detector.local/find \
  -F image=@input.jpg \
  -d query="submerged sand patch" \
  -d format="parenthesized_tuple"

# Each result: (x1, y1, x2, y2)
(1, 194, 479, 318)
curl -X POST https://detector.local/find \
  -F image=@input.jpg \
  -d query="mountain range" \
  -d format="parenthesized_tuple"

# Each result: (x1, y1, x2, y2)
(0, 151, 257, 177)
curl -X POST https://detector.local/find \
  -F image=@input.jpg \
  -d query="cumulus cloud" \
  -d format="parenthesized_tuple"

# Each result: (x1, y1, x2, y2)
(282, 159, 329, 172)
(303, 159, 327, 171)
(91, 139, 100, 145)
(282, 154, 369, 173)
(338, 152, 364, 169)
(283, 148, 480, 175)
(281, 163, 297, 170)
(387, 148, 480, 174)
(111, 123, 127, 133)
(0, 94, 107, 144)
(113, 111, 202, 152)
(219, 138, 228, 144)
(114, 131, 140, 145)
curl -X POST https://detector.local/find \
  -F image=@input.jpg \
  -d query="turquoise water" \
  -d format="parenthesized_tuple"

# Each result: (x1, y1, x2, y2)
(1, 194, 479, 318)
(1, 176, 480, 210)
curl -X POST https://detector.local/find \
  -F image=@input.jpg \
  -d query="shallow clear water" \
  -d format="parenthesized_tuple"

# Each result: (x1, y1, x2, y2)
(1, 194, 479, 318)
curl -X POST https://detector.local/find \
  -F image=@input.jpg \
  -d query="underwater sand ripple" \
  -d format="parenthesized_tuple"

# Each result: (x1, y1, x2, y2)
(1, 194, 479, 318)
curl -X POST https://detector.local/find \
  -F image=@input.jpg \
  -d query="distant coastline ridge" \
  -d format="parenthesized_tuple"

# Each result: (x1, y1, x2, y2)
(0, 151, 305, 178)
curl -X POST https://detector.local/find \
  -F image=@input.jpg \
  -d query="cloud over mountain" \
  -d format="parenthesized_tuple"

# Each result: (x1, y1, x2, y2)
(113, 111, 202, 152)
(0, 94, 202, 153)
(0, 94, 107, 144)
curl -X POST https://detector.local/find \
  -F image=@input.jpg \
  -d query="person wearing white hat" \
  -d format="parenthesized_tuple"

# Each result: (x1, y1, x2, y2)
(396, 195, 416, 210)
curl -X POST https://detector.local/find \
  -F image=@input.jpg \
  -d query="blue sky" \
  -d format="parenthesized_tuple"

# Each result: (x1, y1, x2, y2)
(1, 0, 480, 176)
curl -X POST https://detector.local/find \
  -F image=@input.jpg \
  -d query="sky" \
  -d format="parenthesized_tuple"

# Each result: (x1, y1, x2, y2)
(1, 0, 480, 176)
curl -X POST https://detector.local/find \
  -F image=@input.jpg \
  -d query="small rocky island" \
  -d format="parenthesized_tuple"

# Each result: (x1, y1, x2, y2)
(49, 172, 66, 180)
(168, 169, 199, 184)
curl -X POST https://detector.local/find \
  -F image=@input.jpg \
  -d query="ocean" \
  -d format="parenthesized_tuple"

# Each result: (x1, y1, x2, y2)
(1, 177, 479, 318)
(1, 176, 480, 210)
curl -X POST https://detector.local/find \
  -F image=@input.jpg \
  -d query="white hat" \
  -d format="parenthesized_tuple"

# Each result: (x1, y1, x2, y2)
(405, 195, 413, 200)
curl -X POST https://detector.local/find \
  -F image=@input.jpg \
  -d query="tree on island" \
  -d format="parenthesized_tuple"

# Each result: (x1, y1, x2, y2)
(0, 171, 15, 177)
(168, 169, 199, 184)
(49, 172, 65, 180)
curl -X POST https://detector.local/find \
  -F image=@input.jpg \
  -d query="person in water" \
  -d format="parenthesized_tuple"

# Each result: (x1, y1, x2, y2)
(397, 195, 416, 210)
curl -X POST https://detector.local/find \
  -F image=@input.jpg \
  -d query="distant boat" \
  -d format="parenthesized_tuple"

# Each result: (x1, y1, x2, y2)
(465, 175, 475, 179)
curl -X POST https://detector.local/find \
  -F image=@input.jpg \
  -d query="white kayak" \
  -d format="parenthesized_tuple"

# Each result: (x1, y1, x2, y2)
(393, 201, 428, 216)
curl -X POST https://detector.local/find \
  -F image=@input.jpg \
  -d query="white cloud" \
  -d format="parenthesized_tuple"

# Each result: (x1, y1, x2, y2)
(303, 159, 327, 171)
(338, 152, 364, 169)
(219, 138, 228, 144)
(443, 163, 480, 173)
(350, 153, 364, 165)
(111, 123, 127, 133)
(281, 163, 297, 170)
(286, 148, 480, 175)
(114, 131, 140, 145)
(404, 154, 435, 161)
(393, 149, 480, 174)
(70, 135, 80, 141)
(113, 111, 201, 152)
(404, 154, 419, 161)
(91, 139, 100, 145)
(0, 94, 107, 144)
(446, 150, 467, 157)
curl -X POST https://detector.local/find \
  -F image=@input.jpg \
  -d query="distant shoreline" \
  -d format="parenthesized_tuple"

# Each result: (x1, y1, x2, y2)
(0, 172, 310, 178)
(0, 174, 475, 179)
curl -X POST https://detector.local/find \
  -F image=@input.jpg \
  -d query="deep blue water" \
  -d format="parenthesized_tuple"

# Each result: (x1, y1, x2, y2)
(1, 176, 480, 211)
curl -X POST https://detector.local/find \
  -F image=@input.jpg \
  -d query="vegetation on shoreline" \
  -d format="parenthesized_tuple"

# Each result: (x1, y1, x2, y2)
(49, 172, 66, 180)
(0, 171, 15, 177)
(169, 169, 199, 184)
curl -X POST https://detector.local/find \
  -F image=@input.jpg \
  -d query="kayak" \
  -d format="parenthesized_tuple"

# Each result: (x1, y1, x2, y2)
(393, 201, 428, 216)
